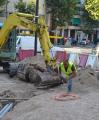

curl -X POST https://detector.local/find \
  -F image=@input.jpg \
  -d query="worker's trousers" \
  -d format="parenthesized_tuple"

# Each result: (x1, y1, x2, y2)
(60, 74, 73, 92)
(67, 79, 72, 93)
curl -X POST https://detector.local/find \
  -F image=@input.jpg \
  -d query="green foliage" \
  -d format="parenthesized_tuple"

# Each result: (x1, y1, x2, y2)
(0, 0, 8, 14)
(14, 0, 35, 14)
(0, 0, 7, 6)
(85, 0, 99, 20)
(14, 0, 26, 13)
(46, 0, 77, 29)
(82, 7, 99, 34)
(26, 3, 35, 14)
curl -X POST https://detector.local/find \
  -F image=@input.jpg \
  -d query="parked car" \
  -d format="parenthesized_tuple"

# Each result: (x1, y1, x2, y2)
(79, 39, 89, 45)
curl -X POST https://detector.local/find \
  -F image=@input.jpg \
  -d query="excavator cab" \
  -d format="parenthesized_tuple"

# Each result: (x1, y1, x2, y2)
(0, 29, 16, 72)
(0, 22, 16, 61)
(0, 30, 16, 60)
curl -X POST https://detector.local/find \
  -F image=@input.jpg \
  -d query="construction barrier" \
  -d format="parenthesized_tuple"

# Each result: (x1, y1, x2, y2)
(50, 46, 64, 58)
(55, 51, 67, 63)
(86, 54, 99, 70)
(18, 49, 34, 61)
(69, 53, 79, 65)
(16, 47, 98, 70)
(78, 54, 88, 68)
(52, 49, 99, 70)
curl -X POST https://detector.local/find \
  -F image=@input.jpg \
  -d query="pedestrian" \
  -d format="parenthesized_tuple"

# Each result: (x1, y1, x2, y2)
(59, 57, 77, 93)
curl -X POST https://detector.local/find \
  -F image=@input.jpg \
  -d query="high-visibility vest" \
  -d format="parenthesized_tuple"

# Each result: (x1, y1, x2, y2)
(60, 62, 76, 79)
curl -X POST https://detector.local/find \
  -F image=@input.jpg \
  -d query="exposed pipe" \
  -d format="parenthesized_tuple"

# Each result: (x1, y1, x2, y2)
(0, 103, 13, 119)
(0, 104, 9, 115)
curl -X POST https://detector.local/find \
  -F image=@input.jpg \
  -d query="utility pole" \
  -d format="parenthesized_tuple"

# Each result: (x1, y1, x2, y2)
(34, 0, 39, 56)
(5, 1, 8, 19)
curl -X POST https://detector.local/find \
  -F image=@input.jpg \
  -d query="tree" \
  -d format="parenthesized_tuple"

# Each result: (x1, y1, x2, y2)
(0, 0, 8, 14)
(81, 6, 99, 44)
(14, 0, 35, 14)
(14, 0, 26, 13)
(85, 0, 99, 20)
(81, 7, 99, 34)
(46, 0, 77, 29)
(26, 3, 35, 14)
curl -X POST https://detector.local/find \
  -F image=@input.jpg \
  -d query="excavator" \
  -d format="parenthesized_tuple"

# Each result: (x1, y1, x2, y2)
(0, 12, 61, 86)
(0, 13, 56, 68)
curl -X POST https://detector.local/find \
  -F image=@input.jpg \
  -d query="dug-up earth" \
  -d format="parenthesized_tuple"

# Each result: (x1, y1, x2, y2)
(17, 55, 62, 88)
(1, 65, 99, 120)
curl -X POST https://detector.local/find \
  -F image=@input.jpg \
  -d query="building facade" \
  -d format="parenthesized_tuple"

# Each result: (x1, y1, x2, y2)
(50, 0, 99, 45)
(0, 0, 99, 44)
(0, 0, 46, 33)
(0, 0, 28, 22)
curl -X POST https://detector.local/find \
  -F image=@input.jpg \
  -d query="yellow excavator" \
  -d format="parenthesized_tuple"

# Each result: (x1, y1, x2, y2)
(0, 12, 54, 64)
(0, 13, 61, 84)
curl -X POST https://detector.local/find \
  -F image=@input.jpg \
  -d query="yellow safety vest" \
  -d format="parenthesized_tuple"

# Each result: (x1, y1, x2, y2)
(60, 62, 76, 79)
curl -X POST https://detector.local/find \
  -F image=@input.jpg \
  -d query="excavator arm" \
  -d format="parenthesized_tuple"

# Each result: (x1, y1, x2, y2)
(0, 12, 55, 68)
(0, 13, 36, 48)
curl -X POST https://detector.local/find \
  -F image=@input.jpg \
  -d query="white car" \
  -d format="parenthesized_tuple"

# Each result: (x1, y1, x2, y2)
(80, 39, 89, 45)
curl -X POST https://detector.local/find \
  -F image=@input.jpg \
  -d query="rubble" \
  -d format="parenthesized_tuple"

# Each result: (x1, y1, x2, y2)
(0, 90, 16, 99)
(17, 55, 62, 88)
(72, 66, 99, 93)
(17, 55, 99, 89)
(1, 57, 99, 120)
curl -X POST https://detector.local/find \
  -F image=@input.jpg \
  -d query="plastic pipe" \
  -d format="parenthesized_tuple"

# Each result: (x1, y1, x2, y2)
(0, 104, 9, 116)
(0, 103, 13, 119)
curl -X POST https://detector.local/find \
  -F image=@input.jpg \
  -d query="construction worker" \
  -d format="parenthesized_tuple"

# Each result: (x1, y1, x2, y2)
(59, 58, 77, 93)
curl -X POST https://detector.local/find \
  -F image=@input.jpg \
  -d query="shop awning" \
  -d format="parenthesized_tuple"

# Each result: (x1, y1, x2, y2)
(71, 18, 81, 25)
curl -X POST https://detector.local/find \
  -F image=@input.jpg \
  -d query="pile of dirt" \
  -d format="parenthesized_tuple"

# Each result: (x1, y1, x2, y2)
(0, 90, 16, 99)
(17, 55, 62, 88)
(72, 66, 99, 93)
(19, 55, 46, 69)
(2, 66, 99, 120)
(17, 55, 99, 90)
(96, 71, 99, 80)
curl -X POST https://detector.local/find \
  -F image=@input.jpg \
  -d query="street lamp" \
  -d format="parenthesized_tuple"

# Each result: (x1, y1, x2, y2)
(34, 0, 39, 56)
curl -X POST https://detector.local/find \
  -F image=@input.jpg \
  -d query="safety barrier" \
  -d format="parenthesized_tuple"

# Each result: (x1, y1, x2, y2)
(54, 51, 99, 70)
(86, 54, 99, 70)
(78, 54, 88, 68)
(17, 47, 98, 70)
(69, 53, 79, 65)
(55, 51, 67, 62)
(17, 49, 34, 61)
